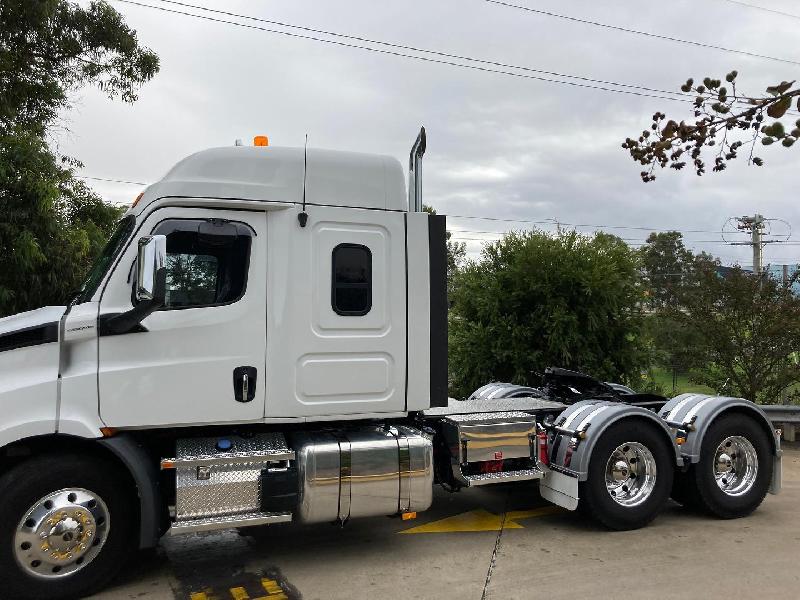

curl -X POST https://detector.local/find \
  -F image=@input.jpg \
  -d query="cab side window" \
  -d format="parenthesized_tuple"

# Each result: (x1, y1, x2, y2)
(152, 219, 253, 309)
(331, 243, 372, 315)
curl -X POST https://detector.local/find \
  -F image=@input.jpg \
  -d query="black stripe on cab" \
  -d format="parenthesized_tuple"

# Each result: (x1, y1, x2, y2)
(0, 322, 59, 353)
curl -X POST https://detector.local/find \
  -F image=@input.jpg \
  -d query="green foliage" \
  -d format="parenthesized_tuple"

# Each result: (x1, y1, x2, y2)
(643, 312, 703, 375)
(448, 230, 645, 398)
(0, 1, 159, 316)
(0, 0, 159, 133)
(638, 231, 695, 309)
(675, 266, 800, 404)
(0, 130, 123, 316)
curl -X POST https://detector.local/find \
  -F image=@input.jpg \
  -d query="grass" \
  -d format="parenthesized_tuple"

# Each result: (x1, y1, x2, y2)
(643, 367, 800, 402)
(641, 367, 715, 396)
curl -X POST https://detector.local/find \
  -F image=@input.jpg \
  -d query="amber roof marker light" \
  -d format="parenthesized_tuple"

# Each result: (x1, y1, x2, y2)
(253, 135, 269, 147)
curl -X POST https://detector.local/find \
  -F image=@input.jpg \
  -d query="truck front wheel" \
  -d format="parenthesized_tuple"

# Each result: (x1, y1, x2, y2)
(673, 412, 772, 519)
(579, 420, 673, 530)
(0, 453, 137, 600)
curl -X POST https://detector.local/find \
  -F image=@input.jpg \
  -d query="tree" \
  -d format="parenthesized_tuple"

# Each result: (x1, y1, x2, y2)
(639, 231, 695, 309)
(622, 72, 800, 181)
(0, 130, 125, 315)
(0, 1, 159, 316)
(448, 230, 645, 398)
(1, 0, 159, 134)
(675, 265, 800, 404)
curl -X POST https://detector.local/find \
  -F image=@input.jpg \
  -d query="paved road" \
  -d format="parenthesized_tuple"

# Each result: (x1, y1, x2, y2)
(95, 443, 800, 600)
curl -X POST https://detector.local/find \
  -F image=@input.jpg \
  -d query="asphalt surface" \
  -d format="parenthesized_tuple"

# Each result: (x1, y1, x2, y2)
(94, 443, 800, 600)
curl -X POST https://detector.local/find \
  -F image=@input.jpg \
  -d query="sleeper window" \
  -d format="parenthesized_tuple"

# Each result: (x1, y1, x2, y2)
(152, 219, 253, 309)
(332, 243, 372, 315)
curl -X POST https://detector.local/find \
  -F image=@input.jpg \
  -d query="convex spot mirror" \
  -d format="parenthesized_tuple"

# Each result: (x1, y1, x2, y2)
(136, 235, 167, 302)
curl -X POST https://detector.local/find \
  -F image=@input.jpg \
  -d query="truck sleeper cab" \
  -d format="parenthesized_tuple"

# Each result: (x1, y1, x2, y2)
(0, 131, 782, 600)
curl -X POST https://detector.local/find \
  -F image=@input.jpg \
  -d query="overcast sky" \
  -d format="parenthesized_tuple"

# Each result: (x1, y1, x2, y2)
(56, 0, 800, 266)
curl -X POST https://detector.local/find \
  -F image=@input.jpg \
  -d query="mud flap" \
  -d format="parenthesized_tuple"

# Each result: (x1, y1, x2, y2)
(540, 469, 579, 511)
(770, 441, 782, 495)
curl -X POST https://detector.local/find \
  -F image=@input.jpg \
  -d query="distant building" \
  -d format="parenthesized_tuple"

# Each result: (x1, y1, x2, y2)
(716, 264, 800, 295)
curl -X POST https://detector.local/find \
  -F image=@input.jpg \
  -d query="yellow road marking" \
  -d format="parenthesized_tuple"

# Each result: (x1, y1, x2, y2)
(190, 593, 209, 600)
(261, 578, 288, 599)
(399, 506, 564, 534)
(506, 506, 564, 521)
(230, 587, 250, 600)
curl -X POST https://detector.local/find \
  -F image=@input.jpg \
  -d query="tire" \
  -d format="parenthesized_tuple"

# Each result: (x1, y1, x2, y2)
(0, 453, 137, 600)
(579, 420, 674, 530)
(676, 412, 772, 519)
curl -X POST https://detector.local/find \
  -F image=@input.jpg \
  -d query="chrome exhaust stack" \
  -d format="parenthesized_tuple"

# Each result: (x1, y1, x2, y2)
(408, 126, 426, 212)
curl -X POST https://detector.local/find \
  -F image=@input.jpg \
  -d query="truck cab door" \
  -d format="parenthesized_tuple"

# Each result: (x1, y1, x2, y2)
(97, 207, 267, 427)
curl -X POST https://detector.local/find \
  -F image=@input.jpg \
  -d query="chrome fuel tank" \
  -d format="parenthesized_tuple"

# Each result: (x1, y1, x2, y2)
(292, 426, 433, 524)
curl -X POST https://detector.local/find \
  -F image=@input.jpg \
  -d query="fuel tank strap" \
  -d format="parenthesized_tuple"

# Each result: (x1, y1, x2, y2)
(337, 436, 352, 523)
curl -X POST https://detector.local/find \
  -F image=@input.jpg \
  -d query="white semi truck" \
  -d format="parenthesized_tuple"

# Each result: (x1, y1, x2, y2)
(0, 130, 782, 599)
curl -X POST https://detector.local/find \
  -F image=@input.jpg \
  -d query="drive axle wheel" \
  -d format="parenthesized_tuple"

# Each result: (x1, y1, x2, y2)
(580, 420, 673, 530)
(673, 413, 772, 519)
(0, 453, 136, 600)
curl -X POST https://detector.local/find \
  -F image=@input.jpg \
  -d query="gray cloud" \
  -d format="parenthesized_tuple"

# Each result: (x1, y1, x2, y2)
(56, 0, 800, 266)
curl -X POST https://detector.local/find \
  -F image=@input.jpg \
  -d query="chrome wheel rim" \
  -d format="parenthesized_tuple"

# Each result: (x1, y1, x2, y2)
(14, 488, 110, 579)
(714, 435, 758, 497)
(605, 442, 657, 507)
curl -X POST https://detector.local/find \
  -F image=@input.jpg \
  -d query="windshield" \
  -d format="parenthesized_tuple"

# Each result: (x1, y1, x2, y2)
(74, 215, 136, 304)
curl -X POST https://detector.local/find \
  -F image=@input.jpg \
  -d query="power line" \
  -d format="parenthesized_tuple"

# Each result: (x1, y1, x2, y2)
(112, 0, 688, 103)
(147, 0, 699, 101)
(76, 175, 149, 185)
(446, 213, 744, 234)
(484, 0, 800, 66)
(717, 0, 800, 20)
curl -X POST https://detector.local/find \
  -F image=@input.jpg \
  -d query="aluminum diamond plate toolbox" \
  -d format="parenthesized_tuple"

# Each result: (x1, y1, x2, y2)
(167, 433, 294, 523)
(169, 432, 294, 468)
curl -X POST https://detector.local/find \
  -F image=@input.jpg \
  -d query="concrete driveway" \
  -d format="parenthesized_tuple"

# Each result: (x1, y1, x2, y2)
(94, 444, 800, 600)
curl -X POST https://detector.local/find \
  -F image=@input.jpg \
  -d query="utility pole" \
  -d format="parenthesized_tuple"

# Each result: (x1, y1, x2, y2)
(732, 214, 767, 277)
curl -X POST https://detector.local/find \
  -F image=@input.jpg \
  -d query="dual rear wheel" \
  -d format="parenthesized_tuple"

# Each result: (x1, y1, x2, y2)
(579, 413, 772, 530)
(671, 413, 772, 518)
(579, 420, 674, 530)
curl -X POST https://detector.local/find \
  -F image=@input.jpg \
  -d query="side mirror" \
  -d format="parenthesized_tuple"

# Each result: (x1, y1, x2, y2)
(136, 235, 167, 303)
(99, 235, 167, 336)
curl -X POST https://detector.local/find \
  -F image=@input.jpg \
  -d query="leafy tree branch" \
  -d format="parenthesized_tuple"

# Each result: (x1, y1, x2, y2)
(623, 72, 800, 181)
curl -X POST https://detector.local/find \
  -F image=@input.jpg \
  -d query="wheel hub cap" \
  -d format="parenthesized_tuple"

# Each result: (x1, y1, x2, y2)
(605, 442, 657, 507)
(715, 452, 733, 474)
(14, 488, 109, 579)
(714, 436, 758, 497)
(611, 460, 630, 481)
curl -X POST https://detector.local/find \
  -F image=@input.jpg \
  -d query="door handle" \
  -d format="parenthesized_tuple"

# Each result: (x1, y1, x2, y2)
(233, 366, 257, 402)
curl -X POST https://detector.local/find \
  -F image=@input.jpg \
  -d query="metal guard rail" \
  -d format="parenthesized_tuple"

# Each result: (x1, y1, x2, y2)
(761, 405, 800, 441)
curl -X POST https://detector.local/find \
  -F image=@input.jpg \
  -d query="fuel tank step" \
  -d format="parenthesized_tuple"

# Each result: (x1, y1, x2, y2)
(169, 511, 292, 535)
(462, 467, 544, 486)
